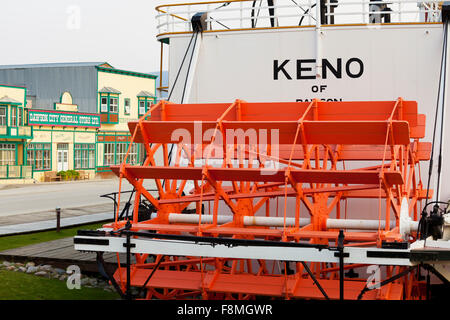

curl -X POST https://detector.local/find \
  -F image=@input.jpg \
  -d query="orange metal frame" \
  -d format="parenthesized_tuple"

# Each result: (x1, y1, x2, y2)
(104, 98, 431, 300)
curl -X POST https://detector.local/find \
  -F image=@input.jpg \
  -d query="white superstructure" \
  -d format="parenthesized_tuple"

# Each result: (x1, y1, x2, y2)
(157, 0, 450, 202)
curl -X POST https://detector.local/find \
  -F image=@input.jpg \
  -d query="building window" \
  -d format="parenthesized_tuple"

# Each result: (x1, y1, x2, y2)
(0, 107, 6, 126)
(103, 143, 115, 166)
(18, 108, 22, 126)
(99, 94, 120, 123)
(11, 107, 17, 126)
(102, 142, 138, 167)
(109, 97, 118, 113)
(101, 97, 108, 112)
(138, 97, 155, 117)
(124, 98, 130, 115)
(115, 143, 138, 165)
(74, 143, 95, 169)
(27, 143, 51, 170)
(139, 101, 146, 115)
(0, 144, 16, 165)
(116, 143, 127, 164)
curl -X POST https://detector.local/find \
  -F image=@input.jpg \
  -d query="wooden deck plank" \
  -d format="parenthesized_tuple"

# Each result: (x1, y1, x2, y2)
(8, 243, 75, 257)
(0, 239, 72, 255)
(0, 236, 139, 267)
(38, 248, 90, 259)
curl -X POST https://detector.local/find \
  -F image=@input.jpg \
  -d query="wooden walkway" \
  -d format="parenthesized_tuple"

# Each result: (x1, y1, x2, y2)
(0, 213, 112, 236)
(0, 237, 135, 273)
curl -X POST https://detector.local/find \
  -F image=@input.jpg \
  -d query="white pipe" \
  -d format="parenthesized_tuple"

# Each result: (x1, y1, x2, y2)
(315, 0, 322, 78)
(243, 216, 311, 227)
(150, 213, 419, 232)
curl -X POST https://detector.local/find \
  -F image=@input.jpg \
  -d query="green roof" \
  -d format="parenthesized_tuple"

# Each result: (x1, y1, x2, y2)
(97, 66, 157, 79)
(137, 90, 155, 97)
(99, 87, 121, 94)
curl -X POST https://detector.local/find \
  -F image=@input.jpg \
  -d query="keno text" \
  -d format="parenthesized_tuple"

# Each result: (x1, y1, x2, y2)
(273, 58, 364, 80)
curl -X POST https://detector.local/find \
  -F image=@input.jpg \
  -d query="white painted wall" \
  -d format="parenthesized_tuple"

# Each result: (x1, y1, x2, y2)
(166, 24, 450, 208)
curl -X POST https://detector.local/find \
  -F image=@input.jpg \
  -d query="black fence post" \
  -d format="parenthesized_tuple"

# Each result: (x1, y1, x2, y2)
(56, 207, 61, 232)
(338, 229, 345, 300)
(124, 220, 133, 300)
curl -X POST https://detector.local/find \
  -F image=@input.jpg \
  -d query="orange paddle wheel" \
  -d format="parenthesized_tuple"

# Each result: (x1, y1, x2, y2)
(101, 98, 431, 300)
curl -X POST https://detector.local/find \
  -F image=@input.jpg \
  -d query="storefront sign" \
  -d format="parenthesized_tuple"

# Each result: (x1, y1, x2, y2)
(28, 110, 100, 128)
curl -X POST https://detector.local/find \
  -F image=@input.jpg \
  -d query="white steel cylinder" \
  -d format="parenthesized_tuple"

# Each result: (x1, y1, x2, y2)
(150, 213, 418, 232)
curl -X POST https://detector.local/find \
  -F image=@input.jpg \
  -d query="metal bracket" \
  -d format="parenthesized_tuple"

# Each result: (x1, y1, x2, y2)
(191, 12, 208, 33)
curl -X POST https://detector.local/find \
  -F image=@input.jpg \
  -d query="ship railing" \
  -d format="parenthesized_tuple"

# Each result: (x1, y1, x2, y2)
(156, 0, 442, 35)
(0, 165, 32, 179)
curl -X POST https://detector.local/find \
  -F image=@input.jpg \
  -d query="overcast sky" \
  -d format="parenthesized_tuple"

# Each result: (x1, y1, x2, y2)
(0, 0, 176, 73)
(0, 0, 422, 74)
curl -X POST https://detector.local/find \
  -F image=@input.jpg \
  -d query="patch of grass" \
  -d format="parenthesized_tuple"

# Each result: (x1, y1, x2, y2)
(0, 222, 108, 252)
(0, 270, 119, 300)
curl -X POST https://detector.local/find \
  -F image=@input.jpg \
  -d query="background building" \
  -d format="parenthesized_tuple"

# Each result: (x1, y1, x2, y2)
(95, 64, 157, 174)
(27, 92, 99, 181)
(0, 62, 157, 182)
(0, 84, 32, 182)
